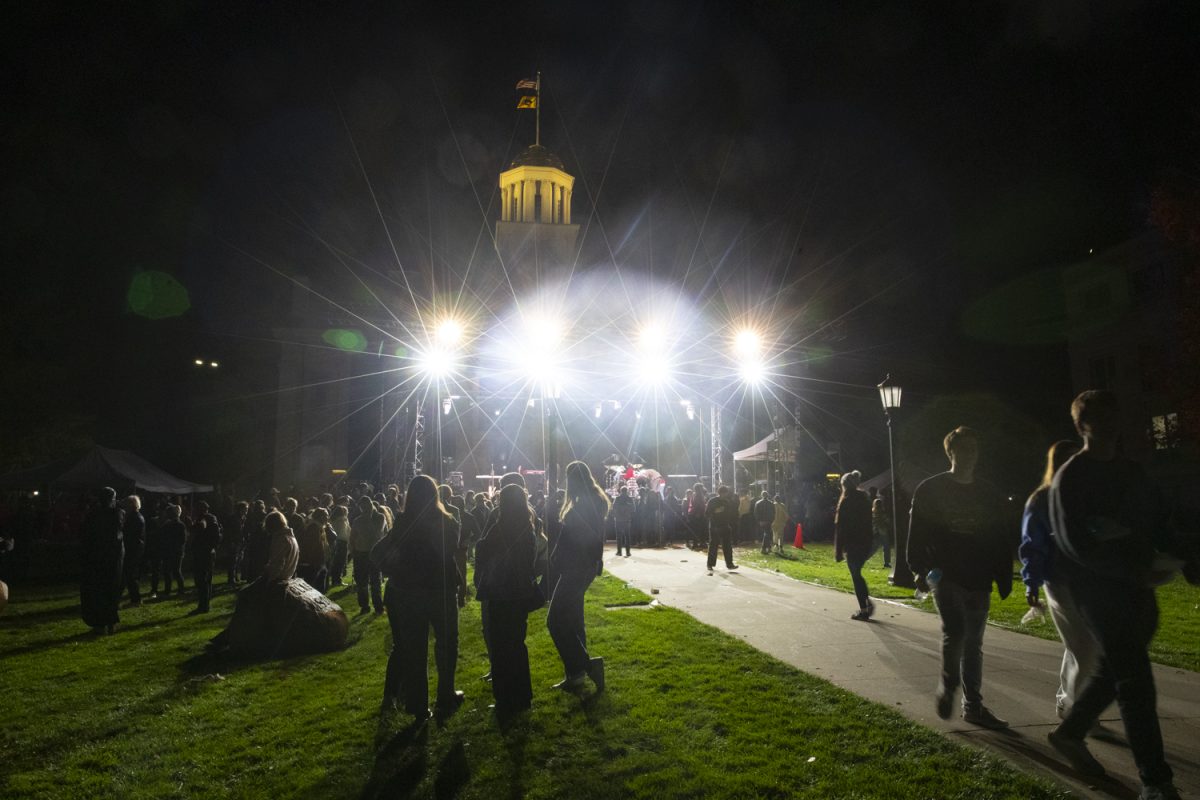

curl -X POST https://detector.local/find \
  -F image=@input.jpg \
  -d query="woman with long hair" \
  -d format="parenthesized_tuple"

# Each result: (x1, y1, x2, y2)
(475, 483, 547, 722)
(380, 474, 467, 721)
(1019, 439, 1095, 718)
(834, 470, 875, 621)
(548, 461, 610, 692)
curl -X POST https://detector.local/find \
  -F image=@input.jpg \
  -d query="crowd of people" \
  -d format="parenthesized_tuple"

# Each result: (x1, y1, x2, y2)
(62, 389, 1200, 795)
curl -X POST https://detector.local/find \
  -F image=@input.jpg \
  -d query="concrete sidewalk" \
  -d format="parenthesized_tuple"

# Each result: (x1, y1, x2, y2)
(603, 546, 1200, 799)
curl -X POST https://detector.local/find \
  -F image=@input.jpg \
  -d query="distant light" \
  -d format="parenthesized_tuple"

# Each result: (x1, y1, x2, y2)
(686, 402, 696, 421)
(635, 350, 673, 386)
(330, 469, 348, 475)
(32, 490, 40, 497)
(1088, 248, 1094, 254)
(494, 409, 500, 416)
(442, 397, 452, 415)
(415, 346, 457, 379)
(528, 398, 536, 408)
(594, 403, 602, 418)
(194, 359, 204, 366)
(734, 329, 763, 358)
(209, 361, 219, 368)
(635, 410, 642, 420)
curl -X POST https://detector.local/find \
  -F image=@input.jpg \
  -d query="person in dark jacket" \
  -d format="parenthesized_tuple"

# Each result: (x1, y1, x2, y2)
(686, 484, 707, 549)
(81, 487, 124, 634)
(296, 507, 331, 592)
(548, 461, 609, 693)
(190, 501, 221, 613)
(159, 503, 188, 595)
(610, 486, 635, 557)
(380, 475, 467, 721)
(120, 495, 146, 606)
(704, 485, 739, 572)
(754, 490, 777, 554)
(1046, 391, 1200, 797)
(241, 499, 269, 582)
(834, 472, 875, 620)
(907, 426, 1012, 730)
(475, 483, 547, 723)
(224, 500, 248, 585)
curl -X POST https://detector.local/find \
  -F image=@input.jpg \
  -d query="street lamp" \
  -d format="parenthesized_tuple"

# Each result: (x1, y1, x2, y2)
(879, 374, 914, 588)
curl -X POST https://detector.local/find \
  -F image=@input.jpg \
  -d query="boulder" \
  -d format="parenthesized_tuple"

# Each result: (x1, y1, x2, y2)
(224, 578, 349, 658)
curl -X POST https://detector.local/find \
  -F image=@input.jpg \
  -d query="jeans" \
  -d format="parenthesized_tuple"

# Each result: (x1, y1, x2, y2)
(160, 549, 185, 594)
(485, 599, 532, 714)
(1059, 579, 1171, 787)
(932, 579, 990, 710)
(192, 551, 214, 611)
(759, 523, 773, 553)
(615, 521, 631, 554)
(547, 566, 596, 678)
(352, 551, 383, 612)
(1043, 580, 1101, 714)
(384, 583, 459, 715)
(846, 556, 870, 609)
(706, 524, 734, 569)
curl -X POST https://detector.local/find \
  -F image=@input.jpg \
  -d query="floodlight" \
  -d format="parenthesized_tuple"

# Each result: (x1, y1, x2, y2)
(194, 359, 204, 366)
(635, 349, 673, 386)
(210, 361, 219, 368)
(734, 329, 762, 358)
(740, 361, 767, 385)
(415, 346, 457, 379)
(436, 318, 464, 345)
(442, 397, 452, 415)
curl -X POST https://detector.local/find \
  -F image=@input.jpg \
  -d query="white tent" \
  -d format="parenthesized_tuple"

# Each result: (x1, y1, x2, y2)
(732, 428, 797, 462)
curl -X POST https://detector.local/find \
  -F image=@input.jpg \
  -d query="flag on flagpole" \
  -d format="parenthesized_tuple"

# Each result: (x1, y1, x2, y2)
(517, 95, 537, 109)
(515, 78, 538, 90)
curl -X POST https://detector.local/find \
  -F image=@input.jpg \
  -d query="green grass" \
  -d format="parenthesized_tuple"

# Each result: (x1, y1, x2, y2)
(739, 543, 1200, 672)
(0, 573, 1067, 799)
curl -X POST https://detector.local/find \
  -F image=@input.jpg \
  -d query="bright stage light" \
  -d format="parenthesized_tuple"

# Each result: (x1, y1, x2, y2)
(685, 401, 696, 421)
(415, 346, 457, 379)
(442, 397, 452, 415)
(734, 329, 763, 358)
(740, 361, 767, 385)
(635, 350, 673, 386)
(594, 403, 602, 418)
(436, 318, 464, 345)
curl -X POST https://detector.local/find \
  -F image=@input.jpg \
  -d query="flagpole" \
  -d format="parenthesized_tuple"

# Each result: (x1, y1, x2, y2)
(535, 71, 541, 146)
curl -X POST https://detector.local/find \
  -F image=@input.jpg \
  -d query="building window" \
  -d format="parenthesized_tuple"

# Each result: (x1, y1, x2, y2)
(1149, 413, 1180, 450)
(1088, 353, 1116, 390)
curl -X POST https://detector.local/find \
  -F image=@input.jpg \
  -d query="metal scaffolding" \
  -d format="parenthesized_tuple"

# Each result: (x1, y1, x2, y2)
(710, 403, 722, 489)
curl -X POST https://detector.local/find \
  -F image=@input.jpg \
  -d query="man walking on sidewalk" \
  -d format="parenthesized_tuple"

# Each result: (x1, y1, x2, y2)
(1047, 390, 1199, 800)
(907, 426, 1013, 730)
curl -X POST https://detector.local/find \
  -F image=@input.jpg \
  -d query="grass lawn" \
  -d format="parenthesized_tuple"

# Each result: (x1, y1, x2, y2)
(739, 543, 1200, 672)
(0, 572, 1068, 799)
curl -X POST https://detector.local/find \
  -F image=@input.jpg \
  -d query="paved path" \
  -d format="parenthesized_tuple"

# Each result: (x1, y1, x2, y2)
(603, 546, 1200, 799)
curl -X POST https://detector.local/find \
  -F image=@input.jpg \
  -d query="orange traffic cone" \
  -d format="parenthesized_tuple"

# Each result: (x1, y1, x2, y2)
(793, 522, 805, 549)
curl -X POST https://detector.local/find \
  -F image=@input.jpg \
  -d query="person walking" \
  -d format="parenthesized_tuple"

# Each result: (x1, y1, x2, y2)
(754, 490, 776, 554)
(1047, 391, 1200, 799)
(120, 495, 145, 606)
(379, 475, 466, 721)
(350, 497, 387, 615)
(705, 485, 739, 572)
(907, 426, 1012, 729)
(610, 486, 635, 557)
(547, 461, 609, 693)
(1018, 439, 1097, 720)
(834, 471, 875, 620)
(81, 487, 124, 634)
(475, 483, 547, 723)
(872, 494, 892, 568)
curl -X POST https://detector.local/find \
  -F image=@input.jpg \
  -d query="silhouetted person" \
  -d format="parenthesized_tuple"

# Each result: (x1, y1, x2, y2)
(475, 483, 547, 723)
(158, 503, 187, 595)
(296, 507, 331, 592)
(548, 461, 609, 693)
(908, 426, 1011, 729)
(120, 495, 145, 606)
(1047, 391, 1199, 798)
(224, 500, 248, 585)
(687, 483, 707, 549)
(705, 485, 738, 572)
(350, 497, 386, 615)
(80, 487, 124, 634)
(834, 471, 875, 620)
(772, 494, 788, 555)
(754, 489, 776, 553)
(328, 504, 350, 585)
(872, 493, 892, 568)
(190, 500, 221, 613)
(610, 486, 635, 557)
(380, 475, 466, 721)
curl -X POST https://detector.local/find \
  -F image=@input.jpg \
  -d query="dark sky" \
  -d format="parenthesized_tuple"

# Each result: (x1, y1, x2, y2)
(3, 0, 1197, 475)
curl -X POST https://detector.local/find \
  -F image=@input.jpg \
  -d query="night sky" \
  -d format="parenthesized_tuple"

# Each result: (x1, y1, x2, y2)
(4, 0, 1196, 482)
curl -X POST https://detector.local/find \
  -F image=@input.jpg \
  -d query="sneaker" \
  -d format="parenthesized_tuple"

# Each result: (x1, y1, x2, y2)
(1139, 783, 1182, 800)
(864, 602, 876, 619)
(552, 673, 588, 692)
(727, 563, 739, 570)
(436, 690, 465, 720)
(587, 657, 605, 693)
(935, 684, 955, 720)
(1048, 729, 1107, 778)
(851, 608, 871, 621)
(962, 706, 1008, 729)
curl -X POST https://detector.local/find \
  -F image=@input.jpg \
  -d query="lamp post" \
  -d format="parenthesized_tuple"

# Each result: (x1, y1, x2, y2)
(879, 375, 914, 588)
